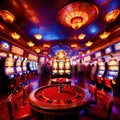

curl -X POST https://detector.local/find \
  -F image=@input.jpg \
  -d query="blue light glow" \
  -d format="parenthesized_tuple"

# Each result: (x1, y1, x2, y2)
(106, 0, 119, 12)
(87, 22, 101, 35)
(43, 32, 60, 40)
(30, 26, 65, 41)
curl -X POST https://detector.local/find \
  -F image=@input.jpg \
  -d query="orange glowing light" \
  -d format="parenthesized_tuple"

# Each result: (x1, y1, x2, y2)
(0, 10, 15, 23)
(99, 31, 110, 39)
(58, 2, 98, 30)
(78, 34, 86, 40)
(27, 41, 35, 47)
(105, 9, 120, 23)
(11, 32, 20, 39)
(85, 41, 93, 47)
(34, 34, 42, 40)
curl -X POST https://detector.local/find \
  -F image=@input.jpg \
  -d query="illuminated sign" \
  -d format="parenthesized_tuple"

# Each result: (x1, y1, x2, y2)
(11, 45, 24, 55)
(0, 52, 7, 57)
(28, 54, 38, 61)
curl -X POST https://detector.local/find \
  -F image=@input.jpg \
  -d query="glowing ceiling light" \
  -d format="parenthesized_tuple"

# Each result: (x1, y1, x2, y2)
(99, 31, 110, 39)
(35, 48, 40, 53)
(85, 41, 93, 47)
(105, 9, 120, 23)
(78, 34, 86, 40)
(0, 10, 15, 23)
(27, 41, 35, 47)
(58, 2, 98, 30)
(11, 32, 20, 39)
(43, 44, 50, 48)
(34, 34, 42, 40)
(71, 44, 77, 48)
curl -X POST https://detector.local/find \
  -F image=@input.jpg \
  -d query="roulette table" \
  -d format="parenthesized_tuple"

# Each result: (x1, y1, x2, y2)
(29, 84, 91, 115)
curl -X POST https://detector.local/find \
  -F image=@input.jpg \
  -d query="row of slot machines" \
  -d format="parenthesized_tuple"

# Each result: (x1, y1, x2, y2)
(90, 42, 120, 96)
(51, 50, 71, 84)
(0, 55, 38, 95)
(52, 57, 71, 78)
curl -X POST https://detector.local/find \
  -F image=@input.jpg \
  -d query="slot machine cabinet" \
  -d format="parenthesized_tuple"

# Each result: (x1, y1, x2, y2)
(58, 59, 65, 77)
(27, 61, 34, 73)
(4, 56, 15, 92)
(21, 58, 28, 85)
(112, 61, 120, 96)
(96, 58, 108, 89)
(22, 58, 28, 74)
(52, 58, 58, 78)
(65, 58, 71, 78)
(104, 58, 119, 94)
(15, 57, 22, 76)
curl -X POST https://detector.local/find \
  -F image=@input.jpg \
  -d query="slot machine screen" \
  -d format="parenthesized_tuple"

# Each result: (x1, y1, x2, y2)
(40, 57, 45, 64)
(65, 62, 70, 69)
(23, 60, 27, 71)
(95, 51, 101, 58)
(59, 60, 64, 69)
(30, 62, 33, 70)
(16, 67, 22, 72)
(5, 57, 14, 75)
(16, 59, 21, 67)
(53, 62, 57, 69)
(16, 59, 22, 72)
(5, 57, 14, 67)
(0, 40, 10, 51)
(105, 46, 112, 54)
(107, 58, 119, 79)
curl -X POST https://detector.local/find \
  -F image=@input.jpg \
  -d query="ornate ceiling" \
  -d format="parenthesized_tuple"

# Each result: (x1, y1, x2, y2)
(0, 0, 120, 57)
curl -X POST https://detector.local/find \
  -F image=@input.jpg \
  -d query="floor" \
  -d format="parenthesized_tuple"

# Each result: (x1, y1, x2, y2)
(0, 73, 120, 120)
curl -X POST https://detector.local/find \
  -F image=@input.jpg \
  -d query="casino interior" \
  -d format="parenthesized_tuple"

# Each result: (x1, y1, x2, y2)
(0, 0, 120, 120)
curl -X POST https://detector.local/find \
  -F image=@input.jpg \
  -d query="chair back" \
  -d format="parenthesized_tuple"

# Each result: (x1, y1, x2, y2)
(89, 84, 97, 103)
(7, 94, 17, 120)
(104, 93, 114, 120)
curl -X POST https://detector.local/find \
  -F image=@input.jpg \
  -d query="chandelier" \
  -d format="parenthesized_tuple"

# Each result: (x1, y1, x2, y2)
(34, 34, 42, 40)
(0, 10, 15, 23)
(99, 31, 110, 39)
(27, 41, 35, 47)
(11, 32, 20, 39)
(58, 2, 98, 30)
(105, 9, 120, 23)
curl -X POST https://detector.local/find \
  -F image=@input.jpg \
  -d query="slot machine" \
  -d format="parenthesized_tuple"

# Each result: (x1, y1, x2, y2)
(104, 58, 119, 94)
(96, 58, 108, 89)
(58, 59, 65, 77)
(15, 56, 22, 76)
(29, 61, 34, 72)
(111, 42, 120, 96)
(0, 40, 11, 94)
(35, 61, 38, 72)
(52, 58, 58, 78)
(32, 61, 38, 72)
(4, 55, 15, 92)
(22, 58, 28, 74)
(65, 58, 71, 78)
